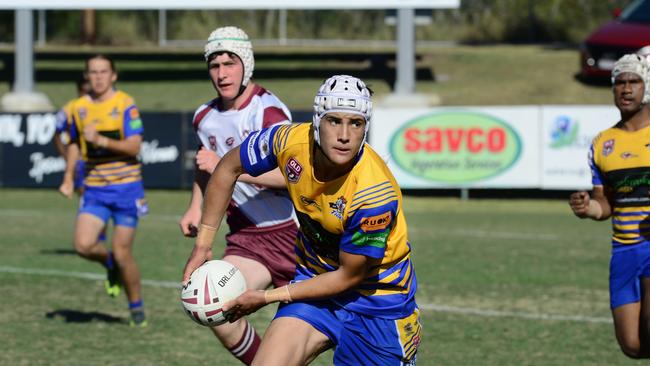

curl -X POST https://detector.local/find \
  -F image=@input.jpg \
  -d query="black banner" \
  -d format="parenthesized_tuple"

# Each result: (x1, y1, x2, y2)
(0, 110, 312, 189)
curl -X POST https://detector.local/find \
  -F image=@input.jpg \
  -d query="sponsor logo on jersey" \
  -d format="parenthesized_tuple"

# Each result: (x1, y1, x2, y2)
(620, 151, 638, 159)
(300, 195, 321, 211)
(129, 118, 143, 130)
(129, 108, 140, 120)
(286, 157, 303, 183)
(360, 211, 391, 232)
(259, 128, 272, 159)
(110, 107, 120, 120)
(603, 139, 614, 157)
(209, 136, 217, 151)
(79, 108, 87, 120)
(225, 137, 234, 146)
(329, 196, 347, 220)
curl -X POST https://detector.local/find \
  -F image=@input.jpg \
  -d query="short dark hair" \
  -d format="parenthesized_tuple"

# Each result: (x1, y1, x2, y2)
(85, 54, 116, 73)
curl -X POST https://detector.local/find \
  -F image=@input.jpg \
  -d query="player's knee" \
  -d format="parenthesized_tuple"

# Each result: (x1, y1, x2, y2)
(618, 338, 644, 359)
(73, 240, 95, 257)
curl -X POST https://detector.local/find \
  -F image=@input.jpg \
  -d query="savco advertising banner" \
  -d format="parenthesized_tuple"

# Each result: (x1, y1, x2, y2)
(371, 107, 540, 188)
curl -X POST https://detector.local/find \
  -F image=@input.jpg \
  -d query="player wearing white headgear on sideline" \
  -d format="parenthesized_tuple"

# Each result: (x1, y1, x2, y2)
(570, 53, 650, 359)
(183, 74, 421, 365)
(179, 25, 298, 365)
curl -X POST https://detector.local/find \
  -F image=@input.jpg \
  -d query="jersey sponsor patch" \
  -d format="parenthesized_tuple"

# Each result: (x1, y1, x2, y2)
(110, 107, 120, 120)
(129, 118, 143, 130)
(329, 196, 347, 220)
(603, 139, 614, 157)
(246, 131, 259, 165)
(286, 157, 303, 183)
(129, 108, 140, 120)
(360, 211, 392, 232)
(259, 128, 273, 160)
(351, 230, 389, 248)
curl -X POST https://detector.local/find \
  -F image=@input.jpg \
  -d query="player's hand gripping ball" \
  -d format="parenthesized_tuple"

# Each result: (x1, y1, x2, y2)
(180, 260, 247, 326)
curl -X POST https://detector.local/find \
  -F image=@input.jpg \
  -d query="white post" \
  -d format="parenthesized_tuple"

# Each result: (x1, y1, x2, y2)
(279, 9, 287, 46)
(1, 9, 53, 112)
(158, 9, 167, 47)
(395, 8, 415, 94)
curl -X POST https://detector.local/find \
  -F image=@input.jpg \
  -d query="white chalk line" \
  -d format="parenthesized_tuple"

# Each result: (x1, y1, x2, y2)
(0, 208, 560, 240)
(0, 265, 612, 324)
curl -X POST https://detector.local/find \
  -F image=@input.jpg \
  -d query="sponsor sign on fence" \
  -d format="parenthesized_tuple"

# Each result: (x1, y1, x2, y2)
(0, 106, 621, 190)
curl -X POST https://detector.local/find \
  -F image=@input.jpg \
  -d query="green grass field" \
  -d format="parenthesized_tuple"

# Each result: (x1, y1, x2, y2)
(0, 188, 641, 365)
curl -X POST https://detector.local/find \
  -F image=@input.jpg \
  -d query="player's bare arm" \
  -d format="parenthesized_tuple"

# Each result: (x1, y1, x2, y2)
(570, 185, 612, 220)
(182, 146, 245, 283)
(179, 181, 204, 237)
(223, 250, 378, 322)
(58, 142, 80, 198)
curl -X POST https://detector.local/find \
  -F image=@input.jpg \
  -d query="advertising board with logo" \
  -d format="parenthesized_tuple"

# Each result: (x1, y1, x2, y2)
(371, 107, 540, 188)
(0, 112, 192, 188)
(540, 106, 618, 189)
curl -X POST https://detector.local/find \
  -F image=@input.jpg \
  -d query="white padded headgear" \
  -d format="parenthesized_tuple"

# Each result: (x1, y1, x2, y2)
(611, 53, 650, 104)
(312, 75, 372, 146)
(204, 26, 254, 87)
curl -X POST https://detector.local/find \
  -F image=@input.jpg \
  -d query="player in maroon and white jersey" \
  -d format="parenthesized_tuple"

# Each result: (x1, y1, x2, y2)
(179, 26, 298, 365)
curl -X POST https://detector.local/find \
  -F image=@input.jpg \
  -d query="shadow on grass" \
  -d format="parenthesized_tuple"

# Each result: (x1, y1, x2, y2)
(46, 309, 123, 324)
(40, 249, 77, 255)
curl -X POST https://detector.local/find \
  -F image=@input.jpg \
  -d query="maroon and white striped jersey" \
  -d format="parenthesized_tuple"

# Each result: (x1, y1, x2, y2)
(192, 85, 296, 232)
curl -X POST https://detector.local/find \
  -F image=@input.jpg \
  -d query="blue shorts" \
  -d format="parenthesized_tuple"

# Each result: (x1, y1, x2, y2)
(609, 242, 650, 309)
(79, 191, 148, 228)
(275, 300, 421, 365)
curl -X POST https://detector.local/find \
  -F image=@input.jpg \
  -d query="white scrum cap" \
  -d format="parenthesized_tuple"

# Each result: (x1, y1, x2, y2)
(611, 53, 650, 104)
(312, 75, 373, 146)
(204, 26, 255, 87)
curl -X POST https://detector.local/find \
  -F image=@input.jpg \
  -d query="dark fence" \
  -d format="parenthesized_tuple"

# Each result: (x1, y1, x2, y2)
(0, 110, 312, 189)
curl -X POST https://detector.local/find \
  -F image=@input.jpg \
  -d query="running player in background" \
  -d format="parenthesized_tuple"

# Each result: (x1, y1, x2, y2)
(178, 26, 298, 365)
(53, 76, 110, 255)
(59, 54, 148, 327)
(570, 54, 650, 359)
(183, 75, 421, 365)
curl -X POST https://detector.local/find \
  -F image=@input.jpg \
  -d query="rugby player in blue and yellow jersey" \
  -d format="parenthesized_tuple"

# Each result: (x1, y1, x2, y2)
(59, 54, 147, 327)
(570, 54, 650, 358)
(183, 75, 421, 365)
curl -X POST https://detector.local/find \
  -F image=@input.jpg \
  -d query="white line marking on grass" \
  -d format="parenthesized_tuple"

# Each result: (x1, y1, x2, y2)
(0, 265, 612, 324)
(0, 208, 181, 222)
(418, 303, 612, 324)
(0, 265, 180, 288)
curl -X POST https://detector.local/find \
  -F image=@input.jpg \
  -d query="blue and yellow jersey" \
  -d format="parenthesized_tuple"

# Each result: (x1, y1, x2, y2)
(590, 124, 650, 247)
(241, 123, 417, 319)
(69, 91, 144, 192)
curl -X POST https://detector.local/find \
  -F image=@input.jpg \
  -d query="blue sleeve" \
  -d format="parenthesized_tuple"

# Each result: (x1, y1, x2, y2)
(240, 126, 281, 177)
(340, 201, 398, 259)
(69, 116, 80, 142)
(55, 109, 67, 134)
(123, 105, 144, 137)
(588, 144, 603, 186)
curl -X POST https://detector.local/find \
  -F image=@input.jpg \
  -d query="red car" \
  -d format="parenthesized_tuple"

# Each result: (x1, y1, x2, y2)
(580, 0, 650, 79)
